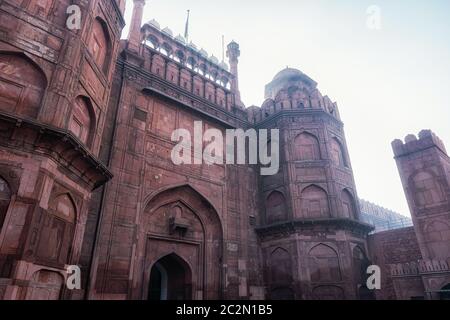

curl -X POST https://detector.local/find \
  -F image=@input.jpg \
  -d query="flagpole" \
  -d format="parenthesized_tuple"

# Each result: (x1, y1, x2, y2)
(222, 35, 225, 62)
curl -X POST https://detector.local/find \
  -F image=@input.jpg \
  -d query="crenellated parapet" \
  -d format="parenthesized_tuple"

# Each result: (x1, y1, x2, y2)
(139, 20, 240, 106)
(142, 20, 232, 82)
(392, 130, 448, 158)
(392, 129, 450, 264)
(246, 68, 341, 124)
(390, 258, 450, 276)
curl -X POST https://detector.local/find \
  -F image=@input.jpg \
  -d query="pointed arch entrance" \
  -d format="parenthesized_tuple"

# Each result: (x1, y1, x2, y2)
(141, 185, 223, 300)
(148, 253, 192, 300)
(440, 283, 450, 300)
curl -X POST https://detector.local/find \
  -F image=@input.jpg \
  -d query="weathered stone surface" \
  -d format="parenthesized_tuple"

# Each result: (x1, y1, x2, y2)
(0, 0, 448, 301)
(375, 131, 450, 300)
(0, 0, 124, 300)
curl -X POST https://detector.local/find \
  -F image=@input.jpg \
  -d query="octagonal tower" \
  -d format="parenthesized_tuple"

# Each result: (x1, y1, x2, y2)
(251, 68, 374, 300)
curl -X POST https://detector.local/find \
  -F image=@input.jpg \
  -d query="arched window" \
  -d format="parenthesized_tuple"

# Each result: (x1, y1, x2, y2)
(160, 43, 172, 58)
(0, 52, 47, 118)
(411, 171, 445, 207)
(294, 132, 321, 160)
(268, 247, 294, 299)
(50, 194, 76, 223)
(175, 50, 185, 63)
(301, 185, 330, 218)
(186, 57, 196, 70)
(330, 138, 348, 167)
(88, 18, 111, 73)
(146, 35, 159, 50)
(69, 96, 94, 145)
(424, 221, 450, 258)
(269, 248, 292, 286)
(308, 244, 341, 283)
(266, 191, 287, 224)
(341, 189, 357, 219)
(36, 194, 76, 265)
(0, 176, 11, 230)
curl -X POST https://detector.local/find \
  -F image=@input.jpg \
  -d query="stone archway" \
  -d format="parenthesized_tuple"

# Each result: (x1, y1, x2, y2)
(148, 253, 192, 300)
(142, 185, 223, 300)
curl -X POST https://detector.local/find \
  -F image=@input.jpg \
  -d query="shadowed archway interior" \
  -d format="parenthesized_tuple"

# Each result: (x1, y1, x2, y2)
(148, 253, 192, 300)
(440, 283, 450, 300)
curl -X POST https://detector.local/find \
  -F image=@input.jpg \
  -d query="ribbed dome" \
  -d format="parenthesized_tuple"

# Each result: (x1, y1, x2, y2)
(162, 27, 173, 37)
(265, 67, 317, 100)
(188, 42, 198, 50)
(272, 68, 304, 82)
(148, 19, 160, 30)
(199, 49, 208, 57)
(175, 34, 186, 44)
(209, 55, 219, 64)
(219, 61, 229, 71)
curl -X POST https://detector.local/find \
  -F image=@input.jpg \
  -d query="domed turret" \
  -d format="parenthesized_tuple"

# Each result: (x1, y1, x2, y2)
(175, 34, 186, 44)
(199, 48, 208, 57)
(209, 55, 219, 64)
(219, 61, 229, 71)
(188, 41, 198, 50)
(265, 67, 317, 100)
(162, 27, 173, 37)
(148, 19, 161, 30)
(272, 68, 304, 82)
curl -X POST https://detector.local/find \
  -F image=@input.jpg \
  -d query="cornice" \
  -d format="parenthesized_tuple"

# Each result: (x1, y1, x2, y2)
(255, 218, 374, 239)
(0, 112, 112, 190)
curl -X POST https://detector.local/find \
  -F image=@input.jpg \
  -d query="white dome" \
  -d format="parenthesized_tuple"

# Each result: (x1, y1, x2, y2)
(209, 55, 219, 64)
(272, 68, 304, 82)
(148, 19, 160, 30)
(175, 34, 186, 44)
(188, 42, 198, 50)
(162, 27, 173, 37)
(219, 61, 229, 71)
(199, 48, 208, 57)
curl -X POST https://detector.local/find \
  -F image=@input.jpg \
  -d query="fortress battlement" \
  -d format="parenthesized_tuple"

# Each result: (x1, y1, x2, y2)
(392, 130, 448, 158)
(390, 259, 450, 276)
(246, 68, 341, 124)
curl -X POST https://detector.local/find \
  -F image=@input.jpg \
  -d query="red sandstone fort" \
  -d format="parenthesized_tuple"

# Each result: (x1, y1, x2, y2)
(0, 0, 448, 300)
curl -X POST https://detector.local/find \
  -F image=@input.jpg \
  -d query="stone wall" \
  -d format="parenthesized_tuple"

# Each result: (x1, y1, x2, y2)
(368, 227, 422, 299)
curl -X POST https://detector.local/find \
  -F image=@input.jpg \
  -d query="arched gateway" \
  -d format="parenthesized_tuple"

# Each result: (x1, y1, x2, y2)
(141, 185, 223, 300)
(149, 253, 192, 300)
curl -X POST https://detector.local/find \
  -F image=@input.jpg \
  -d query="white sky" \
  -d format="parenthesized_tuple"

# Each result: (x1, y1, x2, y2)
(122, 0, 450, 217)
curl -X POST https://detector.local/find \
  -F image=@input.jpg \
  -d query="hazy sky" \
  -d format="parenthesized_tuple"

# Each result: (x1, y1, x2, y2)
(122, 0, 450, 216)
